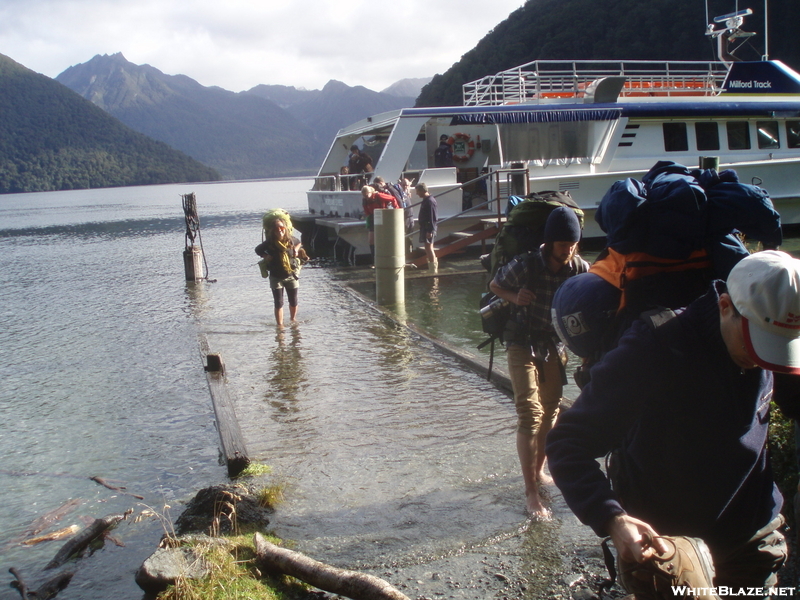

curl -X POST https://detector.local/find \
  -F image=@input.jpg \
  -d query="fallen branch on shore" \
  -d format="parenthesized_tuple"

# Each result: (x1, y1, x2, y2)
(5, 498, 83, 550)
(253, 533, 410, 600)
(90, 476, 144, 499)
(0, 471, 144, 500)
(44, 511, 130, 570)
(21, 524, 81, 546)
(9, 567, 74, 600)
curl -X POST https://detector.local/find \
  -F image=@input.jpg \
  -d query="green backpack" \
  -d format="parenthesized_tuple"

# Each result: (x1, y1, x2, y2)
(488, 191, 584, 276)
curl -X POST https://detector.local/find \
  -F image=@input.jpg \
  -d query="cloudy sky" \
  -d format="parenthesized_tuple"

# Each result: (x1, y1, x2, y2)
(1, 0, 524, 93)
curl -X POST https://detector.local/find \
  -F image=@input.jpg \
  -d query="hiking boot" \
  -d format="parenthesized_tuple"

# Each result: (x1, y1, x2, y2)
(618, 536, 719, 600)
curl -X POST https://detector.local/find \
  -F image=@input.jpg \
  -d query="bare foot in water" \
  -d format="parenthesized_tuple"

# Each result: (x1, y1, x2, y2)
(538, 470, 554, 486)
(526, 490, 552, 521)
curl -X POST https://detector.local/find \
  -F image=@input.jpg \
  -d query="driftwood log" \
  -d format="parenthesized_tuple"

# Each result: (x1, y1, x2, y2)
(44, 512, 128, 570)
(253, 533, 410, 600)
(9, 567, 74, 600)
(21, 525, 80, 546)
(90, 476, 144, 499)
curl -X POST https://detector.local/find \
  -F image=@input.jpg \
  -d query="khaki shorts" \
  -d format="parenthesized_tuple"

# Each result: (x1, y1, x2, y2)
(269, 274, 299, 290)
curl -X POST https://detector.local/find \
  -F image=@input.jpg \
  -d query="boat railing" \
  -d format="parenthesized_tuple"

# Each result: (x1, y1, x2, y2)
(462, 59, 730, 106)
(311, 173, 370, 192)
(405, 168, 526, 240)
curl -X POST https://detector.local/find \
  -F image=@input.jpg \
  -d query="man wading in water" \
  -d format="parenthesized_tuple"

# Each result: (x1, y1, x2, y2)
(489, 207, 589, 518)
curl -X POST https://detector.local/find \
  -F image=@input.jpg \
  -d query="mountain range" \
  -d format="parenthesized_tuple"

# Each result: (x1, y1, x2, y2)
(0, 53, 219, 194)
(56, 54, 425, 180)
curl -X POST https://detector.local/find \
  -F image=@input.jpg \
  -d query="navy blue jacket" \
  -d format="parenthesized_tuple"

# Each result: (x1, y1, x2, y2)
(546, 281, 788, 554)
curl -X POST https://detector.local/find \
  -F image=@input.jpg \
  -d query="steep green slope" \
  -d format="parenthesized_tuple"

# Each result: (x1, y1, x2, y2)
(418, 0, 800, 107)
(0, 54, 220, 194)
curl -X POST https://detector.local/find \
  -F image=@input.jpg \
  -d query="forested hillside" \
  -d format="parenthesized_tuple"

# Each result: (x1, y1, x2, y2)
(0, 54, 219, 194)
(417, 0, 800, 107)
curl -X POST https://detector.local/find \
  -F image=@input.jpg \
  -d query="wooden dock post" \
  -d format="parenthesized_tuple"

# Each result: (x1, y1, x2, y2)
(203, 352, 250, 477)
(184, 246, 205, 281)
(374, 208, 405, 305)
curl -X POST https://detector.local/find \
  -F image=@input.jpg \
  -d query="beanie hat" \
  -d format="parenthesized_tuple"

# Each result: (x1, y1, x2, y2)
(727, 250, 800, 374)
(544, 206, 582, 243)
(551, 272, 621, 358)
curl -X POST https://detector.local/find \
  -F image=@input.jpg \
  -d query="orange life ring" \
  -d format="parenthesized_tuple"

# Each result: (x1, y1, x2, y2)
(451, 132, 476, 163)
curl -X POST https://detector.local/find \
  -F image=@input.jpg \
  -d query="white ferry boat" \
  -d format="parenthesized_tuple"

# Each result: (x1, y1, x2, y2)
(303, 10, 800, 261)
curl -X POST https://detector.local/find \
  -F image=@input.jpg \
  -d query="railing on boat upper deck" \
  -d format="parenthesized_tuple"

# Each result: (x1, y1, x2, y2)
(462, 60, 730, 106)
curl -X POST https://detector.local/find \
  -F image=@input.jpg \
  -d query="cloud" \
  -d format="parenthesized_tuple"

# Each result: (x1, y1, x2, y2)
(0, 0, 524, 92)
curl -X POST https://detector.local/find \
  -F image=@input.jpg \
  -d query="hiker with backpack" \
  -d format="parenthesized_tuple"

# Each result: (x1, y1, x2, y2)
(546, 250, 800, 595)
(255, 209, 308, 327)
(362, 185, 401, 261)
(488, 206, 589, 519)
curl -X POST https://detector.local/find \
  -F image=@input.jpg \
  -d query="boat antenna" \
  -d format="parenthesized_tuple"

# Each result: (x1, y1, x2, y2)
(763, 0, 769, 60)
(706, 7, 755, 66)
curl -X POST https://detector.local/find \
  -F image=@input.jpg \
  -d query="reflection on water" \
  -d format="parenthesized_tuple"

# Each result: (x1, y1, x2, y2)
(266, 327, 309, 416)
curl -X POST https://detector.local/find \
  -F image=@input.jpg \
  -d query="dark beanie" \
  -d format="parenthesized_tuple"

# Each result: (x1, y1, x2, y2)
(544, 206, 581, 243)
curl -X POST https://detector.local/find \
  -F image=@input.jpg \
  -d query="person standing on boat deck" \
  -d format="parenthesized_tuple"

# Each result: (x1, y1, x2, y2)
(255, 210, 306, 327)
(347, 145, 362, 174)
(348, 146, 373, 188)
(434, 134, 454, 168)
(546, 250, 800, 594)
(415, 183, 439, 271)
(489, 206, 588, 519)
(361, 185, 400, 262)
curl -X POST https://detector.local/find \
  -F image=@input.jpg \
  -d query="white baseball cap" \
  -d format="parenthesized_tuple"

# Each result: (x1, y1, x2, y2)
(727, 250, 800, 374)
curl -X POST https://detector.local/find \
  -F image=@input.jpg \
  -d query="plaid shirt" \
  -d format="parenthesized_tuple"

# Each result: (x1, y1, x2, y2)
(493, 248, 589, 346)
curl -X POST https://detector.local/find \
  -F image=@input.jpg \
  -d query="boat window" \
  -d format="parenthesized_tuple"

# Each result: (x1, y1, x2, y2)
(497, 120, 617, 166)
(663, 123, 688, 152)
(788, 121, 800, 149)
(695, 122, 720, 151)
(726, 122, 751, 150)
(756, 121, 780, 149)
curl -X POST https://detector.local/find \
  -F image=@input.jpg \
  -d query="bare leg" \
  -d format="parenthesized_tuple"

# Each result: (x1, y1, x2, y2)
(425, 242, 438, 271)
(289, 304, 298, 322)
(274, 306, 284, 328)
(535, 420, 554, 485)
(517, 431, 550, 519)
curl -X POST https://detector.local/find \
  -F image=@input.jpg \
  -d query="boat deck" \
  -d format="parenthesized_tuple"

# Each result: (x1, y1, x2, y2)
(462, 59, 729, 106)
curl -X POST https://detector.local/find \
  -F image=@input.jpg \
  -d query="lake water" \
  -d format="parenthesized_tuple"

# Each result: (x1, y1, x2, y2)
(5, 179, 794, 599)
(0, 180, 309, 598)
(2, 179, 588, 599)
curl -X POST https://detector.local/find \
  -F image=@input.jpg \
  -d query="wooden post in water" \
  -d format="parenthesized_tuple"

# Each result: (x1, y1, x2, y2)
(374, 208, 405, 305)
(203, 352, 250, 477)
(184, 246, 204, 281)
(182, 192, 208, 281)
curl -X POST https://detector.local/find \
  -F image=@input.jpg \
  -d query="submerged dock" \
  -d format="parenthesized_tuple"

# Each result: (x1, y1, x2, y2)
(192, 258, 611, 599)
